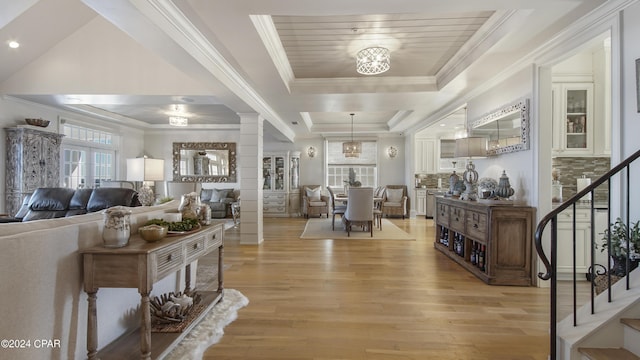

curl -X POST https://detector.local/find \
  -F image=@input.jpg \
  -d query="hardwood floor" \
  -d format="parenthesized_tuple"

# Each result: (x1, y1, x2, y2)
(201, 217, 552, 360)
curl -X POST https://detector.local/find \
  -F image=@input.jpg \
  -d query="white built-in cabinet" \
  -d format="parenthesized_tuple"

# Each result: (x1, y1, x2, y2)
(415, 138, 437, 174)
(552, 81, 610, 157)
(556, 207, 609, 280)
(552, 82, 594, 156)
(262, 151, 300, 217)
(415, 188, 427, 215)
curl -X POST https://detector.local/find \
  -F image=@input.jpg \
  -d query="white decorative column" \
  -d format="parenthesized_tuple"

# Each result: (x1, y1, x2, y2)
(238, 113, 264, 245)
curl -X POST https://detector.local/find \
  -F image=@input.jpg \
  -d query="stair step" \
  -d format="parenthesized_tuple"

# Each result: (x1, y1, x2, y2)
(622, 318, 640, 331)
(578, 347, 640, 360)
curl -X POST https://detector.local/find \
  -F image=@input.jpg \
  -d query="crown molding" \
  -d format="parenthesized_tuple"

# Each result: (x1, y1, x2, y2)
(290, 76, 437, 94)
(122, 0, 296, 141)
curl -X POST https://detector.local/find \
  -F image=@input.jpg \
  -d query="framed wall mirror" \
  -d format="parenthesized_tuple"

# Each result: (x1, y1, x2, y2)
(172, 142, 237, 182)
(469, 98, 530, 156)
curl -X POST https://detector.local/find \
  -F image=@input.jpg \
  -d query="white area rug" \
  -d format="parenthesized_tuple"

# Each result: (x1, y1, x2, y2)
(165, 288, 248, 360)
(300, 218, 415, 240)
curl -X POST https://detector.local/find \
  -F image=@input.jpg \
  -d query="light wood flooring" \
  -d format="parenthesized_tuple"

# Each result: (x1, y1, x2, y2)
(201, 217, 554, 360)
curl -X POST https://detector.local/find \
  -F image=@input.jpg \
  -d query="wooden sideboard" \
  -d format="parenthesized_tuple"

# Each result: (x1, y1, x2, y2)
(81, 222, 225, 360)
(434, 197, 536, 286)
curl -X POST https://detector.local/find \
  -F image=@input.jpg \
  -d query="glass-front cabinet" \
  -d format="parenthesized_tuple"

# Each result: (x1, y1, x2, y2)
(263, 151, 300, 216)
(552, 83, 594, 156)
(262, 154, 286, 191)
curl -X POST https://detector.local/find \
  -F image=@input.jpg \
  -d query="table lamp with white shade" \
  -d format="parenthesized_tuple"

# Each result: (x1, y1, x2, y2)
(454, 137, 487, 201)
(126, 157, 164, 206)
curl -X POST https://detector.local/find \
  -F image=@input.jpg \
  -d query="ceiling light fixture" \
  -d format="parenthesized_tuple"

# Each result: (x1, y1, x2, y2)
(169, 116, 188, 127)
(356, 46, 390, 75)
(8, 41, 19, 49)
(343, 113, 362, 158)
(168, 104, 188, 126)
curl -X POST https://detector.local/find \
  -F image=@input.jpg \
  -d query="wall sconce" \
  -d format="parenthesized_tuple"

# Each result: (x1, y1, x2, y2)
(387, 146, 398, 158)
(307, 146, 317, 158)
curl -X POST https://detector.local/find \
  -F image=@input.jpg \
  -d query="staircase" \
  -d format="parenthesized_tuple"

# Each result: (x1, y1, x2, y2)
(534, 148, 640, 360)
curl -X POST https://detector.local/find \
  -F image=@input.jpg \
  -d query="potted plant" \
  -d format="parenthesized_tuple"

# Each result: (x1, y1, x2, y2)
(599, 217, 640, 276)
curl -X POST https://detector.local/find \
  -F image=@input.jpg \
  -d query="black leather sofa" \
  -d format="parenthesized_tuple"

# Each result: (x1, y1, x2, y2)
(0, 187, 141, 223)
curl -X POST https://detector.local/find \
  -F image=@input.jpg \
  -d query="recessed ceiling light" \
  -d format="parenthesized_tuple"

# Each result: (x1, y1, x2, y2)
(8, 41, 19, 49)
(440, 123, 446, 127)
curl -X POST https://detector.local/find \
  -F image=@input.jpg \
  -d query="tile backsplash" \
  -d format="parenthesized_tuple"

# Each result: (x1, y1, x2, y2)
(552, 156, 610, 202)
(413, 156, 611, 203)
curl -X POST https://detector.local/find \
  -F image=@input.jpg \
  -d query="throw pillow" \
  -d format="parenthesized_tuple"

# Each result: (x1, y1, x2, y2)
(305, 187, 321, 201)
(200, 189, 213, 202)
(386, 188, 403, 203)
(210, 189, 231, 202)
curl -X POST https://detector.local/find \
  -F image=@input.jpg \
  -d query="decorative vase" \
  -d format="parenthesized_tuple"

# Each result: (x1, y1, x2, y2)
(102, 206, 132, 248)
(179, 192, 201, 220)
(495, 170, 515, 199)
(198, 204, 211, 226)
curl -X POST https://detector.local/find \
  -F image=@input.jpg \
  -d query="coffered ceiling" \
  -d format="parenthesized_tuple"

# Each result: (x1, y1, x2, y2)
(0, 0, 606, 142)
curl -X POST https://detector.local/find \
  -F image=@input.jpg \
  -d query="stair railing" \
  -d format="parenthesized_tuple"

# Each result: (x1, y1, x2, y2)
(534, 148, 640, 360)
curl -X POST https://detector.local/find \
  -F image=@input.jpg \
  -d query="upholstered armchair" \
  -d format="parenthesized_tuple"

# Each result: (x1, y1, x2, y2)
(381, 185, 408, 219)
(302, 185, 329, 218)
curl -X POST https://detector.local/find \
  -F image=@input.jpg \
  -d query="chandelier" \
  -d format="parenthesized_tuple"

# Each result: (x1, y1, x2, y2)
(356, 46, 390, 75)
(168, 104, 188, 126)
(169, 116, 188, 127)
(342, 113, 362, 158)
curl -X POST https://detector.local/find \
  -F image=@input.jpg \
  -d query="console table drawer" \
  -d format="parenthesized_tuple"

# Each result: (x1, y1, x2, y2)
(185, 236, 206, 262)
(436, 202, 450, 225)
(466, 210, 488, 241)
(205, 226, 223, 249)
(156, 243, 184, 278)
(449, 206, 465, 232)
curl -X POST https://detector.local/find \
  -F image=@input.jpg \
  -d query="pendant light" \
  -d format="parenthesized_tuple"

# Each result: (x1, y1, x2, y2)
(342, 113, 362, 158)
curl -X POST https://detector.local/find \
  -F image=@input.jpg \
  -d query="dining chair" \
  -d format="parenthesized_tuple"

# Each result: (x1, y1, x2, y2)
(342, 187, 374, 237)
(327, 186, 347, 230)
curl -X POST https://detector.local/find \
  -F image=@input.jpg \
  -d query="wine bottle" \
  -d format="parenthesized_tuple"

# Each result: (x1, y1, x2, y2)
(478, 245, 486, 271)
(471, 242, 477, 265)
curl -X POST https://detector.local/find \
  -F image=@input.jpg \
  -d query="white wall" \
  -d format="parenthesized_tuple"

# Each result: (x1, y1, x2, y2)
(265, 135, 406, 189)
(465, 65, 536, 206)
(0, 97, 144, 213)
(144, 129, 241, 193)
(622, 3, 640, 221)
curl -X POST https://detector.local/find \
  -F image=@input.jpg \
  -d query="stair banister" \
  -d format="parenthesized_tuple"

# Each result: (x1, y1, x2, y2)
(534, 147, 640, 360)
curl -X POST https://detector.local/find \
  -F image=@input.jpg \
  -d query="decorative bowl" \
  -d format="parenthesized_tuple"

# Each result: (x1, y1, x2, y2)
(138, 224, 168, 242)
(25, 118, 50, 127)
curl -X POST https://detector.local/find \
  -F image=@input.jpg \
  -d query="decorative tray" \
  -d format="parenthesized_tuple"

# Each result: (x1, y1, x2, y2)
(167, 224, 201, 236)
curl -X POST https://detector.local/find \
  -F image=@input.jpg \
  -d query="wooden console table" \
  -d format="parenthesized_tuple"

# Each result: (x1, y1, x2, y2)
(81, 222, 225, 360)
(434, 197, 535, 286)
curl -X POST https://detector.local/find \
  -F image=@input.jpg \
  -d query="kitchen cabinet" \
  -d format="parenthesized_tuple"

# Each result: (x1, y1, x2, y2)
(552, 83, 595, 156)
(415, 189, 427, 215)
(415, 138, 436, 174)
(556, 207, 609, 280)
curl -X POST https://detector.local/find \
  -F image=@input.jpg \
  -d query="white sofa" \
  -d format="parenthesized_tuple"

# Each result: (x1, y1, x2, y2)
(0, 200, 190, 359)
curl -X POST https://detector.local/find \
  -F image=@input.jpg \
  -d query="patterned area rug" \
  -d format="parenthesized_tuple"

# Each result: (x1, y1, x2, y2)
(165, 288, 248, 360)
(300, 218, 415, 240)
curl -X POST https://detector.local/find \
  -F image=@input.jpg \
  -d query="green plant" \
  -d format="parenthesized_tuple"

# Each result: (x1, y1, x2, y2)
(600, 217, 640, 260)
(157, 196, 174, 204)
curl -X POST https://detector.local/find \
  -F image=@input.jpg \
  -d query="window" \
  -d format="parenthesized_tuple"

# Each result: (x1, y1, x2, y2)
(326, 140, 378, 187)
(60, 121, 118, 188)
